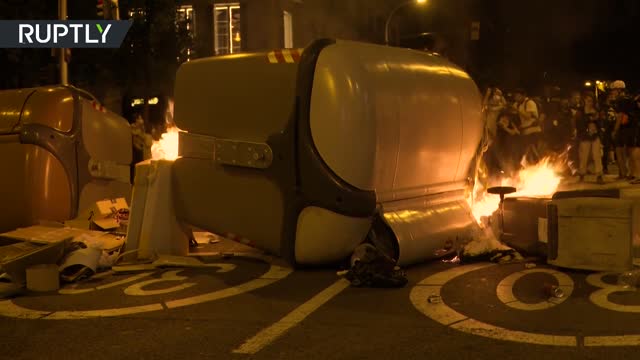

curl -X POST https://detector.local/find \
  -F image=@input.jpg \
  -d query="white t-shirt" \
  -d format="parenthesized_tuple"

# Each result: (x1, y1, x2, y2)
(518, 98, 540, 132)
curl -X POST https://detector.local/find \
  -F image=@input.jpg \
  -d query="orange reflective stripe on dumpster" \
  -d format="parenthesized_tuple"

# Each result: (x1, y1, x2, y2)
(267, 48, 303, 63)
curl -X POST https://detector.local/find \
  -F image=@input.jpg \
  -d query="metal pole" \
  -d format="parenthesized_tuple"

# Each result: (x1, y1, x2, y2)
(385, 1, 427, 45)
(58, 0, 68, 85)
(384, 2, 407, 45)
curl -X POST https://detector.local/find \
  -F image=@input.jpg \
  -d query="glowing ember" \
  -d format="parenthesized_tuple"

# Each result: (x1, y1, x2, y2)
(467, 156, 562, 223)
(151, 126, 181, 161)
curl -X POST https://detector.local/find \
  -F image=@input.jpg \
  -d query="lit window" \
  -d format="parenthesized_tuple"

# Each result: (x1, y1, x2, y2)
(128, 8, 146, 20)
(176, 5, 196, 62)
(176, 5, 195, 33)
(283, 11, 293, 49)
(214, 3, 241, 55)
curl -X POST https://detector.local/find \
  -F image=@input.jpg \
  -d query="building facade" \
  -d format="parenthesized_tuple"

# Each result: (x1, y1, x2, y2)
(177, 0, 396, 58)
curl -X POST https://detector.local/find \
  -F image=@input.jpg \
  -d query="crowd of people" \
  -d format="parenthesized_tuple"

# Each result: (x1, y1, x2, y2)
(482, 80, 640, 185)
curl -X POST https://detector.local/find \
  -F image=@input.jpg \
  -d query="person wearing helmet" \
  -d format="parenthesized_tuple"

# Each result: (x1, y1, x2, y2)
(610, 80, 638, 181)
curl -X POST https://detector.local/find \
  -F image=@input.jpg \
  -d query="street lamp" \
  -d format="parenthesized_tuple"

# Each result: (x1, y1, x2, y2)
(385, 0, 428, 46)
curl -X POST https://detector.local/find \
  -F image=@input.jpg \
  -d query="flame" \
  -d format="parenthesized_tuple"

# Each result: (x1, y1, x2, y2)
(151, 126, 181, 161)
(511, 157, 562, 197)
(467, 156, 563, 223)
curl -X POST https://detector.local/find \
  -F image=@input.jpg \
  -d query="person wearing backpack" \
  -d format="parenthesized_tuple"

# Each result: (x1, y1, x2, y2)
(513, 88, 542, 163)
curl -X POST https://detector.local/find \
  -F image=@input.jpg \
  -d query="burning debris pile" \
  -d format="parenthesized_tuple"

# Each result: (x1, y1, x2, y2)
(462, 156, 564, 263)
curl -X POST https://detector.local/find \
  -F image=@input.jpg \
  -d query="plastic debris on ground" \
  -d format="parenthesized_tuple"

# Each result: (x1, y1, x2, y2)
(193, 232, 221, 245)
(0, 222, 126, 288)
(59, 242, 102, 282)
(458, 222, 524, 264)
(339, 243, 408, 288)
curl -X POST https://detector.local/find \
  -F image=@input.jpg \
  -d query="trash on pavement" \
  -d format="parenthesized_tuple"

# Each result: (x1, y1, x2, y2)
(336, 270, 349, 277)
(350, 243, 379, 267)
(193, 232, 221, 245)
(342, 243, 408, 288)
(543, 283, 564, 298)
(525, 263, 537, 269)
(26, 264, 60, 292)
(65, 198, 129, 232)
(427, 295, 442, 304)
(441, 254, 461, 264)
(460, 225, 524, 264)
(617, 269, 640, 289)
(0, 239, 66, 286)
(59, 246, 102, 283)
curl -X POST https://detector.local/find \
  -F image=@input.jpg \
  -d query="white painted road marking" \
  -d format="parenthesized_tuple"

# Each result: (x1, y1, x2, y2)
(451, 318, 577, 346)
(124, 270, 196, 296)
(411, 263, 640, 347)
(232, 279, 351, 355)
(496, 269, 574, 310)
(59, 272, 154, 295)
(586, 272, 640, 313)
(0, 263, 292, 319)
(585, 335, 640, 347)
(411, 263, 577, 347)
(58, 264, 236, 296)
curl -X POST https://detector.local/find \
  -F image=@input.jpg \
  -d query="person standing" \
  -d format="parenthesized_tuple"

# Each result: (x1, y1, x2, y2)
(483, 87, 507, 142)
(488, 111, 521, 177)
(611, 80, 635, 180)
(575, 107, 604, 184)
(513, 88, 542, 163)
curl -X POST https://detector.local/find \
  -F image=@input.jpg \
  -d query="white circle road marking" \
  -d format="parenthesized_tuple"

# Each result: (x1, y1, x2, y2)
(0, 262, 292, 320)
(410, 263, 640, 347)
(497, 269, 574, 310)
(586, 272, 640, 313)
(123, 270, 196, 296)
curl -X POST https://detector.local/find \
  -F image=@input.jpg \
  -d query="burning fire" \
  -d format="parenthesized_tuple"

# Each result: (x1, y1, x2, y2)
(151, 126, 181, 161)
(467, 157, 563, 223)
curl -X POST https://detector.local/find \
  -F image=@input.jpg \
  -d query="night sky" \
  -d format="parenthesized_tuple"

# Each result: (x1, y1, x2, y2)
(400, 0, 640, 91)
(1, 0, 640, 93)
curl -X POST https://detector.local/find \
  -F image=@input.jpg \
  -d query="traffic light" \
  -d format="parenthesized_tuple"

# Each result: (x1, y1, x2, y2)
(97, 0, 104, 17)
(110, 0, 120, 20)
(97, 0, 119, 20)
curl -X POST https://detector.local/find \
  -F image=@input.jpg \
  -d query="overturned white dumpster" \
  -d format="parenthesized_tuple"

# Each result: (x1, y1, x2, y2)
(0, 86, 133, 233)
(150, 39, 483, 267)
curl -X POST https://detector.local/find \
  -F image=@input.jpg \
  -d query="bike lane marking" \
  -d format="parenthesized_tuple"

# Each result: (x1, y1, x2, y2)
(0, 262, 292, 320)
(410, 263, 577, 347)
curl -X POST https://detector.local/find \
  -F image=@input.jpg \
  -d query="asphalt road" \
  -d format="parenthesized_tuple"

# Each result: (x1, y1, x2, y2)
(1, 253, 639, 360)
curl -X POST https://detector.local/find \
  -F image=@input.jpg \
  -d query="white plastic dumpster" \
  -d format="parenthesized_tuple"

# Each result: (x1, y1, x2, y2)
(0, 86, 132, 233)
(170, 39, 483, 266)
